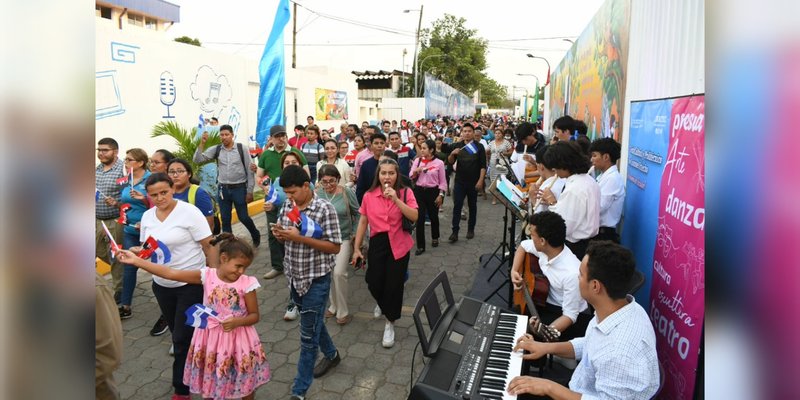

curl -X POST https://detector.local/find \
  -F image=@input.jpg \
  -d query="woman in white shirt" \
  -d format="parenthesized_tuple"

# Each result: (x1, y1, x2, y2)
(540, 141, 600, 260)
(529, 145, 566, 214)
(133, 172, 218, 399)
(316, 139, 351, 184)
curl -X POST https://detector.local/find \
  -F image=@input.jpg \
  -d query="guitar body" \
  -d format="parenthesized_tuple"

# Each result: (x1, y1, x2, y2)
(513, 252, 550, 314)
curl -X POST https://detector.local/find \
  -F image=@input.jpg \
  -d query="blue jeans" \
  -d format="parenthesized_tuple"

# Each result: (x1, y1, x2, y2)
(290, 273, 337, 396)
(218, 184, 261, 244)
(451, 180, 478, 233)
(120, 231, 141, 307)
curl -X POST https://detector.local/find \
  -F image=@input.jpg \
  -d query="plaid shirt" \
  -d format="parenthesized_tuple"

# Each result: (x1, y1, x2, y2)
(278, 195, 342, 296)
(95, 158, 125, 219)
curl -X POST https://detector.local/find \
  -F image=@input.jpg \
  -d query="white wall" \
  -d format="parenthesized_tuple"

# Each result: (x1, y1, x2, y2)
(96, 20, 358, 154)
(619, 0, 705, 178)
(378, 98, 425, 123)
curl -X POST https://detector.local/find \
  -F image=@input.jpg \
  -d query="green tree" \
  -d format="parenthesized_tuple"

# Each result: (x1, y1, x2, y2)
(174, 36, 202, 47)
(417, 14, 487, 96)
(150, 121, 219, 173)
(478, 77, 510, 108)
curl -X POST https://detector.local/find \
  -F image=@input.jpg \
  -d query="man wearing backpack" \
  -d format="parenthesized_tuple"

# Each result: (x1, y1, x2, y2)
(194, 124, 261, 247)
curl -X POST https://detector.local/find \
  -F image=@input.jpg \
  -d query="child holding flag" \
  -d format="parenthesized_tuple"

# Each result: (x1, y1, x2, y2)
(117, 233, 270, 400)
(271, 164, 343, 399)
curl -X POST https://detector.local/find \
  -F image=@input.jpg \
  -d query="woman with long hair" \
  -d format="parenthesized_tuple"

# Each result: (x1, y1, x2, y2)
(487, 128, 514, 205)
(315, 164, 359, 325)
(409, 139, 446, 254)
(351, 159, 417, 348)
(316, 138, 351, 184)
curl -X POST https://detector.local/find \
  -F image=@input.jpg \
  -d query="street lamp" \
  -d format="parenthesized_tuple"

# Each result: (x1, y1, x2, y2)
(526, 53, 551, 86)
(417, 53, 444, 94)
(402, 48, 407, 97)
(562, 38, 575, 45)
(404, 6, 424, 97)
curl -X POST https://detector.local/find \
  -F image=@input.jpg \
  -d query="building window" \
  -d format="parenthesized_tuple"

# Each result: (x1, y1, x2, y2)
(145, 17, 158, 30)
(128, 13, 144, 27)
(96, 5, 112, 19)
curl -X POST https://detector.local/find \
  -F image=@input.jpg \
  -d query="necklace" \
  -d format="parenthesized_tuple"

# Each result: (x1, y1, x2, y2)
(321, 187, 339, 202)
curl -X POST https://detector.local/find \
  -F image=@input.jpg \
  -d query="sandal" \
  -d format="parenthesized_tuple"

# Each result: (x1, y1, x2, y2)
(336, 315, 353, 325)
(325, 310, 335, 318)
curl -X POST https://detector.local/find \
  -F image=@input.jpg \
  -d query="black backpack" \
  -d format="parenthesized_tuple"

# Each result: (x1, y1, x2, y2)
(212, 143, 248, 171)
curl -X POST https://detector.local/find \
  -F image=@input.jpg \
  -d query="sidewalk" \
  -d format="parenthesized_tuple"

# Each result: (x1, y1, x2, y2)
(115, 192, 508, 399)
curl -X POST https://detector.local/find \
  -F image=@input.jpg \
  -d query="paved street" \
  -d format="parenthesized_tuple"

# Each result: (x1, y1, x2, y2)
(115, 192, 508, 399)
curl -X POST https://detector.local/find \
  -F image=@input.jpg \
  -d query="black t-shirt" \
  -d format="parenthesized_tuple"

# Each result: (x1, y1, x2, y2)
(447, 141, 487, 185)
(515, 132, 545, 154)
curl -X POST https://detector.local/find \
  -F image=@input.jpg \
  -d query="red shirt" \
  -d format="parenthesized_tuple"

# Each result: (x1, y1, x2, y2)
(359, 187, 418, 260)
(288, 135, 308, 148)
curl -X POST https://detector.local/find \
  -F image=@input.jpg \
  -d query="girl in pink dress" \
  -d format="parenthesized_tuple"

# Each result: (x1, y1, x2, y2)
(118, 233, 270, 400)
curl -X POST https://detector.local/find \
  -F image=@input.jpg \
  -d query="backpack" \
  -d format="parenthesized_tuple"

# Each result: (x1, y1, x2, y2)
(212, 143, 248, 172)
(188, 184, 222, 235)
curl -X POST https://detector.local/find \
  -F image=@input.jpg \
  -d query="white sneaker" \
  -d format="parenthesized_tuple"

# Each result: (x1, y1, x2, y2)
(373, 304, 382, 318)
(382, 321, 395, 348)
(169, 344, 174, 356)
(284, 304, 298, 321)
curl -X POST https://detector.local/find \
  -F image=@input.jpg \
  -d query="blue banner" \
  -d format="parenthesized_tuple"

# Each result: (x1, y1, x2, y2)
(255, 0, 290, 148)
(621, 99, 671, 307)
(423, 73, 474, 119)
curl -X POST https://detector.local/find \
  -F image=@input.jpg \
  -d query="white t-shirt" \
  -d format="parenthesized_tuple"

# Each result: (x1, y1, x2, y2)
(596, 165, 625, 228)
(519, 241, 587, 322)
(140, 200, 213, 288)
(550, 173, 600, 242)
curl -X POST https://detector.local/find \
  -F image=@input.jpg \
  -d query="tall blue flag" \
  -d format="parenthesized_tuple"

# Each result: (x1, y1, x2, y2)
(255, 0, 291, 148)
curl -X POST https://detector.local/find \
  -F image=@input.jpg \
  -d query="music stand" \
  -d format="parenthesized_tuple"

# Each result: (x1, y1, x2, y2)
(484, 176, 527, 308)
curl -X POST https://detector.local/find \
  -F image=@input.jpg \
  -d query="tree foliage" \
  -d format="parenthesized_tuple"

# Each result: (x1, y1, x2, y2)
(151, 121, 219, 173)
(174, 36, 202, 47)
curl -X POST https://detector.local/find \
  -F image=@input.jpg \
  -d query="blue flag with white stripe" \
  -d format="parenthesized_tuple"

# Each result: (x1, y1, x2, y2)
(299, 213, 323, 239)
(184, 303, 219, 329)
(264, 184, 279, 204)
(463, 142, 478, 155)
(255, 0, 290, 148)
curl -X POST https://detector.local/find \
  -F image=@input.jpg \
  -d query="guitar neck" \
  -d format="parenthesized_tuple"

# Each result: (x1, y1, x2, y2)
(520, 279, 540, 320)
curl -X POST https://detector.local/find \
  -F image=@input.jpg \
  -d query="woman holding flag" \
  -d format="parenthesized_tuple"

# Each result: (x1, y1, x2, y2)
(351, 158, 418, 348)
(116, 148, 151, 320)
(130, 172, 219, 400)
(410, 139, 446, 255)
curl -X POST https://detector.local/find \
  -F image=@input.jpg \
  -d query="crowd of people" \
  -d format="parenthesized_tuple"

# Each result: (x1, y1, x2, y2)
(95, 112, 657, 400)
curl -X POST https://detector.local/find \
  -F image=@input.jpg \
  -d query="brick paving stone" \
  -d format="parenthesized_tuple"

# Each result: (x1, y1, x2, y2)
(117, 194, 507, 399)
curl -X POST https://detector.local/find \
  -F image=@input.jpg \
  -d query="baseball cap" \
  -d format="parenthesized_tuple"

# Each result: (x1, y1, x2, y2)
(270, 125, 287, 136)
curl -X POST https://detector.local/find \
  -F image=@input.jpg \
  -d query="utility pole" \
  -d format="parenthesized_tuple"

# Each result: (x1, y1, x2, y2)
(412, 5, 423, 98)
(292, 2, 297, 68)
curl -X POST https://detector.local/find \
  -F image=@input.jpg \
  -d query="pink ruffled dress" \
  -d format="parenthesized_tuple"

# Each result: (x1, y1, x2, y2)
(184, 268, 270, 399)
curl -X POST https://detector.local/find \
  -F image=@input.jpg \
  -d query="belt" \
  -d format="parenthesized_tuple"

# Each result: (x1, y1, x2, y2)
(219, 182, 247, 189)
(598, 226, 617, 234)
(97, 216, 119, 221)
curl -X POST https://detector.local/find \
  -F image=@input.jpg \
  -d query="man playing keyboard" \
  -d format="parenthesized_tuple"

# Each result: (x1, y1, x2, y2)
(508, 241, 659, 400)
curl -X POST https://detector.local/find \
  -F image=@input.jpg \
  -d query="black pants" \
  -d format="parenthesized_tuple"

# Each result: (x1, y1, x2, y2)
(565, 238, 592, 261)
(152, 281, 204, 395)
(365, 233, 409, 322)
(451, 180, 478, 233)
(593, 227, 620, 244)
(536, 302, 592, 342)
(414, 186, 440, 249)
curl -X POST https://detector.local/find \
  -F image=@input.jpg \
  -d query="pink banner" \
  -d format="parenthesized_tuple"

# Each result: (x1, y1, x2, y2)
(649, 95, 705, 399)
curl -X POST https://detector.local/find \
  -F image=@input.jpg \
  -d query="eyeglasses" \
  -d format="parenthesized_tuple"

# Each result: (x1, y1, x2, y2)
(319, 179, 338, 186)
(167, 170, 187, 175)
(97, 148, 114, 153)
(124, 157, 137, 162)
(150, 160, 164, 165)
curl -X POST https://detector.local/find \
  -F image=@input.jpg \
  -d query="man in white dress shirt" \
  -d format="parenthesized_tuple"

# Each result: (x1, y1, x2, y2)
(508, 241, 660, 400)
(540, 141, 600, 259)
(589, 138, 625, 243)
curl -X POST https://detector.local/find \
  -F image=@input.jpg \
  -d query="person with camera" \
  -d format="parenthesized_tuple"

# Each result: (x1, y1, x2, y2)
(351, 159, 418, 348)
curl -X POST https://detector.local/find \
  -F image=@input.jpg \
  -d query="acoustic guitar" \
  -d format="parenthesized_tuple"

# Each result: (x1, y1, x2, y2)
(518, 257, 560, 342)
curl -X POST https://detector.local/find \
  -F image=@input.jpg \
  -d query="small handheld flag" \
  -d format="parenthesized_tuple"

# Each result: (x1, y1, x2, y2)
(286, 202, 301, 225)
(264, 184, 279, 204)
(184, 303, 221, 329)
(197, 114, 205, 139)
(463, 142, 478, 155)
(116, 203, 132, 225)
(116, 169, 133, 186)
(95, 188, 106, 202)
(100, 221, 121, 257)
(139, 236, 172, 264)
(299, 213, 323, 239)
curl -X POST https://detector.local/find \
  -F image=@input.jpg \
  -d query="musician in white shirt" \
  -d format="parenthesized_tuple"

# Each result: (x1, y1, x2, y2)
(510, 211, 590, 340)
(540, 141, 600, 260)
(529, 145, 565, 214)
(589, 138, 625, 243)
(509, 241, 659, 400)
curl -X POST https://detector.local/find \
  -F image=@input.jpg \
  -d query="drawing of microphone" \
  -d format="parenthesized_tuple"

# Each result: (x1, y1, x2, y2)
(160, 71, 176, 118)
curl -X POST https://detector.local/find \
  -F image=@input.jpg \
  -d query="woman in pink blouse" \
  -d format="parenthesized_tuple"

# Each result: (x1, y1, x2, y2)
(409, 139, 447, 254)
(351, 159, 418, 348)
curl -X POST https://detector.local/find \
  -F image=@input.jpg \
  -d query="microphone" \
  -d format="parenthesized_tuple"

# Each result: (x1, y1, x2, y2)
(160, 71, 176, 118)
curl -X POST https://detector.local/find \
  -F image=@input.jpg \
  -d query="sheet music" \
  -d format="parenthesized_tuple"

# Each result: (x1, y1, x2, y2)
(496, 175, 524, 213)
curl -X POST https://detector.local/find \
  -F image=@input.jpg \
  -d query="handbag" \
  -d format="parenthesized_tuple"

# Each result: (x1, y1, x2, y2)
(401, 188, 415, 233)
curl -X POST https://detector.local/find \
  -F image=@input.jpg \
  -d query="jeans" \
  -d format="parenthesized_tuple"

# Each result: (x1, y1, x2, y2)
(414, 186, 440, 249)
(266, 208, 285, 272)
(290, 273, 337, 396)
(120, 231, 141, 307)
(451, 180, 478, 233)
(218, 184, 261, 244)
(152, 281, 203, 396)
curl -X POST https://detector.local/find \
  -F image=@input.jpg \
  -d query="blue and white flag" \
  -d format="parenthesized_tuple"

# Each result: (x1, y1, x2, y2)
(184, 303, 220, 329)
(299, 213, 323, 239)
(95, 188, 102, 202)
(264, 184, 279, 204)
(139, 236, 172, 264)
(463, 142, 478, 155)
(255, 0, 290, 148)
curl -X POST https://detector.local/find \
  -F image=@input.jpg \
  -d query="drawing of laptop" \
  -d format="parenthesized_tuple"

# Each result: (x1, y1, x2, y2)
(96, 70, 126, 119)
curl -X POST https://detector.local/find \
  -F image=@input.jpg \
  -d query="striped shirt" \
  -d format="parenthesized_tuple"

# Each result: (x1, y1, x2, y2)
(569, 296, 660, 399)
(278, 195, 342, 296)
(95, 158, 124, 219)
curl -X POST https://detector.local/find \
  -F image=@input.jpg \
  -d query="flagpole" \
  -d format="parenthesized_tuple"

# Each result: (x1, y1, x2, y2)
(100, 220, 120, 256)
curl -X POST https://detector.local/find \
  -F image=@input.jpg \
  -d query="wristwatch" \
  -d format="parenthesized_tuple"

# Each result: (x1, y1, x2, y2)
(438, 191, 445, 197)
